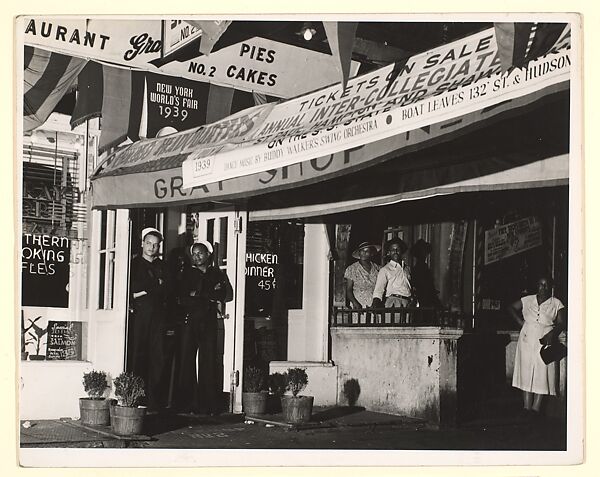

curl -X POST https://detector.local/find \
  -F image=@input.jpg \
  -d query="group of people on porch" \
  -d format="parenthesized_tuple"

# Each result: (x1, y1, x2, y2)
(344, 237, 441, 311)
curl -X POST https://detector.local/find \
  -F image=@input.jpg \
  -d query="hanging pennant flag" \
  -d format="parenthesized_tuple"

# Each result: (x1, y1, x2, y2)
(494, 22, 534, 72)
(323, 21, 358, 88)
(69, 61, 137, 152)
(525, 23, 570, 63)
(187, 20, 232, 55)
(23, 46, 87, 132)
(252, 91, 268, 105)
(206, 84, 235, 124)
(495, 22, 570, 73)
(70, 61, 103, 129)
(138, 72, 211, 138)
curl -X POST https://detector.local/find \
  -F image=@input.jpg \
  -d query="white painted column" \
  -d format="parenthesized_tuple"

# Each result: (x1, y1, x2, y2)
(302, 223, 330, 362)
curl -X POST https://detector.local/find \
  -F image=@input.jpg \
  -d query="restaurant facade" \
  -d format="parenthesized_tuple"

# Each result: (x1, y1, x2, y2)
(18, 18, 579, 427)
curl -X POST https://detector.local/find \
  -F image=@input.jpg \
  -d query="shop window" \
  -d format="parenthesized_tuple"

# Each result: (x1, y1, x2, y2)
(21, 138, 87, 309)
(97, 210, 117, 310)
(244, 221, 304, 365)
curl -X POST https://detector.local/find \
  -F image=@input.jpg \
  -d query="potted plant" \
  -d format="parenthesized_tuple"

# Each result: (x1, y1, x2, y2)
(281, 367, 314, 424)
(242, 365, 268, 415)
(267, 371, 287, 413)
(79, 370, 111, 426)
(110, 371, 146, 436)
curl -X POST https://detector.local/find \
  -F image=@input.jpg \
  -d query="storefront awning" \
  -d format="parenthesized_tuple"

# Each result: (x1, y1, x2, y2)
(90, 25, 571, 209)
(248, 154, 569, 221)
(90, 81, 568, 210)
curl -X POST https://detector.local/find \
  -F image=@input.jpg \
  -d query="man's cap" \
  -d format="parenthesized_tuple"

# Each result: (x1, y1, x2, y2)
(141, 227, 163, 241)
(385, 237, 408, 254)
(351, 241, 381, 259)
(190, 240, 214, 255)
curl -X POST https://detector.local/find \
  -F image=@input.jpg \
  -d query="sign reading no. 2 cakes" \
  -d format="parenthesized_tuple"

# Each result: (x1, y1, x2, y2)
(46, 321, 83, 360)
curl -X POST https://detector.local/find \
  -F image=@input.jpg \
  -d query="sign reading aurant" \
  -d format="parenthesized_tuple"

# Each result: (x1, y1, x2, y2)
(22, 17, 355, 98)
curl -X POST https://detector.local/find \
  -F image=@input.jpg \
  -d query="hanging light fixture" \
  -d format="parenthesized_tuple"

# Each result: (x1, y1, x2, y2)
(299, 22, 317, 41)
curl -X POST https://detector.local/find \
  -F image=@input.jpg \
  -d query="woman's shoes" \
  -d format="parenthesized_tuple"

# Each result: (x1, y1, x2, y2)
(519, 408, 544, 423)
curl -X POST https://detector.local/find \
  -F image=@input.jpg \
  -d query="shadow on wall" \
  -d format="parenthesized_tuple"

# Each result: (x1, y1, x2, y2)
(342, 378, 361, 407)
(457, 333, 512, 422)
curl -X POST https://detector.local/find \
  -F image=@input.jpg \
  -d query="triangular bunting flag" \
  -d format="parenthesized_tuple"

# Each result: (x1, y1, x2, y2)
(206, 84, 235, 123)
(323, 22, 358, 88)
(187, 20, 232, 56)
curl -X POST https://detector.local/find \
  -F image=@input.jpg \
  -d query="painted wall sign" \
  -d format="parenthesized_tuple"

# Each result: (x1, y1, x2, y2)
(484, 216, 543, 265)
(45, 320, 83, 360)
(21, 17, 356, 98)
(21, 234, 71, 307)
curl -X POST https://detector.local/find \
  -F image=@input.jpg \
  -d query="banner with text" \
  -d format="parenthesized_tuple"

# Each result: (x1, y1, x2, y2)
(484, 216, 543, 265)
(182, 46, 570, 187)
(90, 81, 568, 208)
(22, 17, 356, 98)
(95, 25, 570, 179)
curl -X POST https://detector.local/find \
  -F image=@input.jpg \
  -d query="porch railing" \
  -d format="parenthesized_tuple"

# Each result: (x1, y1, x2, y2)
(331, 306, 464, 327)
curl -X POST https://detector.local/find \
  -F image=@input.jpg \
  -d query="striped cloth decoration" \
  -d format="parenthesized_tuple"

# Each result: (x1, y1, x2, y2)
(23, 46, 87, 132)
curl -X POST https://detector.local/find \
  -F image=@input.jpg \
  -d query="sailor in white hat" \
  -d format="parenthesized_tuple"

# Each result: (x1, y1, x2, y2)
(174, 240, 233, 415)
(129, 226, 167, 411)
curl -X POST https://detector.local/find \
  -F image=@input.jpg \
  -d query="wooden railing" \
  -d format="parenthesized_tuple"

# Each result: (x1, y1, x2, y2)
(331, 306, 465, 327)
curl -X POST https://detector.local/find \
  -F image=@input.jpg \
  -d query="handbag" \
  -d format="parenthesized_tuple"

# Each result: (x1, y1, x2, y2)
(540, 342, 567, 364)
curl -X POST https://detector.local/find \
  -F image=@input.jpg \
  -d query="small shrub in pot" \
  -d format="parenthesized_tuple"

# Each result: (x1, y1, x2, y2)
(110, 372, 146, 435)
(79, 370, 111, 426)
(281, 367, 313, 424)
(242, 365, 268, 415)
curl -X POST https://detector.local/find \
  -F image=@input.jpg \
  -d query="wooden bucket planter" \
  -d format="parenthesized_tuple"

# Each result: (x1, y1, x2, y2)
(110, 403, 146, 435)
(281, 395, 314, 423)
(79, 398, 113, 426)
(242, 391, 268, 415)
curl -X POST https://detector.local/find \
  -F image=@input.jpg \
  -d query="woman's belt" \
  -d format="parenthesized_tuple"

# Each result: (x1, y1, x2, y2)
(389, 294, 411, 299)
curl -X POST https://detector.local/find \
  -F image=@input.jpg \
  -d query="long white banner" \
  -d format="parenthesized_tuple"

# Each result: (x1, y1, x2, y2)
(182, 46, 571, 187)
(21, 17, 357, 98)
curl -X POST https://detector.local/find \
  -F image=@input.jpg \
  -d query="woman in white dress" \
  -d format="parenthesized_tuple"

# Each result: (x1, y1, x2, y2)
(508, 276, 566, 419)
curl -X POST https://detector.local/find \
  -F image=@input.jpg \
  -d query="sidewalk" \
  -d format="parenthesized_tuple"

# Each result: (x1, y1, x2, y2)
(19, 405, 567, 450)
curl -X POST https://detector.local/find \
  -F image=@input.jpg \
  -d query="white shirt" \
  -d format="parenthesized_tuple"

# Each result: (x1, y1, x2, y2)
(372, 260, 411, 300)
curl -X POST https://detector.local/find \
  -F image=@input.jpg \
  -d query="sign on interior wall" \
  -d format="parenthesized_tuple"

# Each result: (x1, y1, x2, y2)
(45, 320, 83, 360)
(245, 250, 279, 317)
(484, 216, 543, 265)
(21, 234, 71, 308)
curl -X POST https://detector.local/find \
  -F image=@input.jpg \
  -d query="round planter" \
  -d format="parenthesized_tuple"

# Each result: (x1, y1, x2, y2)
(110, 403, 146, 436)
(242, 391, 268, 415)
(79, 398, 112, 426)
(281, 395, 314, 423)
